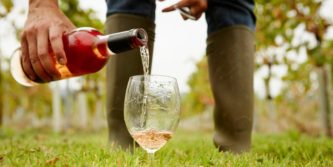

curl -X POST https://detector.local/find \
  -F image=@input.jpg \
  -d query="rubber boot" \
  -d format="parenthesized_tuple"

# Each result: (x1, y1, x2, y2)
(206, 26, 255, 153)
(105, 14, 155, 149)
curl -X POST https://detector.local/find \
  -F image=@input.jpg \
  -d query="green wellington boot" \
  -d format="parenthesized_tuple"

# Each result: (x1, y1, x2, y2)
(105, 14, 155, 149)
(207, 26, 255, 153)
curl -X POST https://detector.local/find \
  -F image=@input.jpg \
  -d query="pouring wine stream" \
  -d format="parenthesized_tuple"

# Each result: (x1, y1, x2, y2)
(139, 45, 150, 128)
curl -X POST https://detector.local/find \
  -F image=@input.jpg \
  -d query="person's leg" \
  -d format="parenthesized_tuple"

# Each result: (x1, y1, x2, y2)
(205, 0, 256, 153)
(105, 0, 156, 149)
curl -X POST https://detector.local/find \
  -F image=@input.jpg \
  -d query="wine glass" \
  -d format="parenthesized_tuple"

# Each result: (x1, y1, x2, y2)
(124, 75, 181, 159)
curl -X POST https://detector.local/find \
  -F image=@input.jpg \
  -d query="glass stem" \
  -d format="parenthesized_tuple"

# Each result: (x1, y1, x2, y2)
(148, 153, 154, 166)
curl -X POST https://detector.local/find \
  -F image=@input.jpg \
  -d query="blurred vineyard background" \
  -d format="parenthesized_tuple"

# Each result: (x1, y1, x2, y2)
(0, 0, 333, 138)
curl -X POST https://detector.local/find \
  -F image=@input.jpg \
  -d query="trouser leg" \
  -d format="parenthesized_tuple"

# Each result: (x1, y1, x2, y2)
(206, 26, 255, 153)
(205, 0, 256, 154)
(105, 13, 155, 148)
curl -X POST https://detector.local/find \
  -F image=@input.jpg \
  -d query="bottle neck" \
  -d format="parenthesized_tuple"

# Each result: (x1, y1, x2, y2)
(104, 28, 148, 55)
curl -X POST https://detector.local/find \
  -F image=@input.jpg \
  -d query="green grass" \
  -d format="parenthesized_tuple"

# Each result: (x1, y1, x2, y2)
(0, 128, 333, 166)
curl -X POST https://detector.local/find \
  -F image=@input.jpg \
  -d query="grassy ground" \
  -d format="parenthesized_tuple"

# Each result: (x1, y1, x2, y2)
(0, 128, 333, 167)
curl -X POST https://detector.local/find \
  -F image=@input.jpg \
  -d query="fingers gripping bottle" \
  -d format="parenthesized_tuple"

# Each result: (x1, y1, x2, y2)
(11, 28, 148, 86)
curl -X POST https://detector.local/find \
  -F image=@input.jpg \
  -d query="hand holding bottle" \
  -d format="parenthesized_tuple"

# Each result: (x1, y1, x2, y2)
(160, 0, 207, 20)
(21, 0, 75, 83)
(12, 28, 148, 86)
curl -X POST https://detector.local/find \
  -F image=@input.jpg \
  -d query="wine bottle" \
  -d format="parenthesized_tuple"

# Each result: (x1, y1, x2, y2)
(11, 27, 148, 86)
